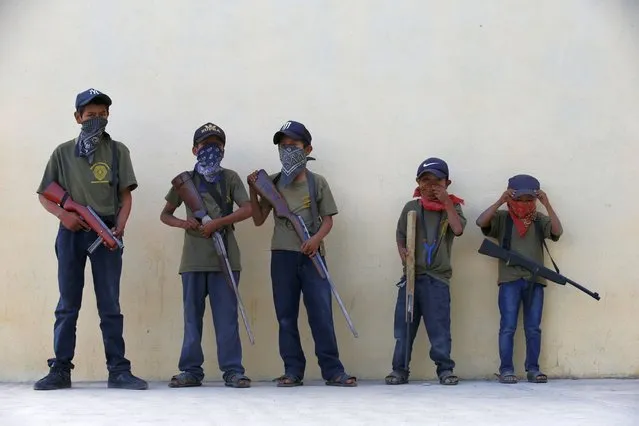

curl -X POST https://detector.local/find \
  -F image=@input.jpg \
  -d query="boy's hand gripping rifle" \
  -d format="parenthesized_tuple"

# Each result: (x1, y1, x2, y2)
(248, 169, 358, 338)
(40, 181, 123, 254)
(171, 172, 255, 344)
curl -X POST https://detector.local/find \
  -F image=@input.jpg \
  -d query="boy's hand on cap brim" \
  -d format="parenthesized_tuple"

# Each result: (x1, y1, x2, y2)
(499, 189, 515, 205)
(536, 189, 549, 206)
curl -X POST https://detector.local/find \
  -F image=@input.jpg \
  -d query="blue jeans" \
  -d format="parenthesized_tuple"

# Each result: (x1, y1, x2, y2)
(498, 278, 544, 374)
(51, 225, 131, 373)
(270, 250, 345, 381)
(178, 271, 244, 381)
(391, 274, 455, 377)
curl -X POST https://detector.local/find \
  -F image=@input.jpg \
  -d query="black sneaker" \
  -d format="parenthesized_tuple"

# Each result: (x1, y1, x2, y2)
(108, 371, 148, 390)
(33, 367, 71, 390)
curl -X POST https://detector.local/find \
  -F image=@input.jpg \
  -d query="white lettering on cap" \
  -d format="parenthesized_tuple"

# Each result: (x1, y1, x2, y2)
(281, 121, 291, 130)
(88, 89, 100, 95)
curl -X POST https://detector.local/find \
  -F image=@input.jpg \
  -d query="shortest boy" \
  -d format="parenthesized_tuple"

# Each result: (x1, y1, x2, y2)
(386, 158, 466, 386)
(160, 122, 253, 388)
(475, 174, 563, 384)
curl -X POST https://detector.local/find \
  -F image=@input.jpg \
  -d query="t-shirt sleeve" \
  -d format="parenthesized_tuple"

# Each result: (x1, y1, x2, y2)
(36, 150, 60, 194)
(165, 186, 183, 208)
(455, 203, 467, 233)
(117, 143, 138, 192)
(229, 170, 249, 206)
(317, 176, 338, 217)
(396, 203, 410, 244)
(538, 212, 561, 241)
(481, 209, 506, 238)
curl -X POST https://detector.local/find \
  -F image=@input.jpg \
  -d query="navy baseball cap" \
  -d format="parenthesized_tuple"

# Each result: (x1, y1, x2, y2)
(75, 88, 112, 110)
(508, 174, 540, 198)
(416, 157, 449, 179)
(273, 120, 312, 146)
(193, 122, 226, 146)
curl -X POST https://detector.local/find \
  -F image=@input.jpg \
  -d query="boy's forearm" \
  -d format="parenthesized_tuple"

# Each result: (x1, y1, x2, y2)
(396, 240, 407, 263)
(249, 187, 267, 226)
(39, 194, 65, 219)
(216, 203, 252, 227)
(160, 212, 187, 228)
(444, 201, 464, 235)
(116, 190, 132, 228)
(312, 216, 333, 241)
(476, 202, 501, 227)
(545, 202, 563, 236)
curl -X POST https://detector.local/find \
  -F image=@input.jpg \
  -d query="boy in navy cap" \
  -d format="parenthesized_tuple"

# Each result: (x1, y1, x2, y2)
(247, 120, 357, 387)
(476, 174, 563, 384)
(160, 122, 253, 388)
(34, 88, 147, 390)
(385, 158, 466, 386)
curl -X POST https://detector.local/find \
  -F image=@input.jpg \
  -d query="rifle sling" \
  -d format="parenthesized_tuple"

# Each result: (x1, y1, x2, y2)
(192, 170, 233, 247)
(418, 205, 448, 266)
(109, 138, 120, 222)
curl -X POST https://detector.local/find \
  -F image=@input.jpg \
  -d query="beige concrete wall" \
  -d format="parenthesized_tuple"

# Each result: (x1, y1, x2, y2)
(1, 0, 637, 381)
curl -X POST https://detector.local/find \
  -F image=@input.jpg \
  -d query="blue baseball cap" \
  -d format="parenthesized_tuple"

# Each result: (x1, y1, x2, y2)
(508, 174, 540, 198)
(75, 88, 112, 110)
(193, 122, 226, 146)
(416, 157, 449, 179)
(273, 120, 312, 146)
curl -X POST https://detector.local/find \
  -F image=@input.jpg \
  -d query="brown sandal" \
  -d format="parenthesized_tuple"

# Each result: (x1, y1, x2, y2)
(274, 374, 303, 387)
(326, 373, 357, 387)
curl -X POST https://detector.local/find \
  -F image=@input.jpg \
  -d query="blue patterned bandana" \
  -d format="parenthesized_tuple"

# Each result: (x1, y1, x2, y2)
(77, 117, 108, 163)
(278, 145, 309, 186)
(195, 144, 224, 183)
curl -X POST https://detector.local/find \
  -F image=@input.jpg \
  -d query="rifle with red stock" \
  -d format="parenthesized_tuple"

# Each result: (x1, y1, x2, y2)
(40, 181, 123, 254)
(248, 169, 359, 338)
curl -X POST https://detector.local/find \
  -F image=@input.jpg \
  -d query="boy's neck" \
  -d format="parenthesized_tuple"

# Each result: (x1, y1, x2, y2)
(292, 168, 307, 183)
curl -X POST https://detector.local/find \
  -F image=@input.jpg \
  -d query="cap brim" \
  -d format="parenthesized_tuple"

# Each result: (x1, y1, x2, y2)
(418, 169, 447, 179)
(273, 130, 308, 145)
(512, 189, 537, 198)
(78, 93, 112, 109)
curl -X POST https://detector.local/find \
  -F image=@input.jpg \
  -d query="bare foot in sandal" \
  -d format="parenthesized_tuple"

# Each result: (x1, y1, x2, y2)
(326, 372, 357, 387)
(385, 370, 409, 385)
(495, 372, 518, 384)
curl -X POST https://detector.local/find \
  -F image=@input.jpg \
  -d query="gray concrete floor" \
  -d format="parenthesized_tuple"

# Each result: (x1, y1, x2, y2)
(1, 379, 637, 426)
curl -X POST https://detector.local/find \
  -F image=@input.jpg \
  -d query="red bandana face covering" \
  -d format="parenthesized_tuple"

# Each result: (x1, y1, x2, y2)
(507, 200, 537, 236)
(413, 187, 464, 211)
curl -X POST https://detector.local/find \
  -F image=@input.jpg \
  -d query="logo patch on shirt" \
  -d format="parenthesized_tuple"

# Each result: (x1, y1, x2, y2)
(91, 162, 111, 183)
(301, 195, 311, 209)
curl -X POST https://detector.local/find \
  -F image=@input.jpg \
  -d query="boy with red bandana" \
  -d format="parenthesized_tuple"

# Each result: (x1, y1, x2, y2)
(385, 158, 466, 386)
(476, 174, 563, 384)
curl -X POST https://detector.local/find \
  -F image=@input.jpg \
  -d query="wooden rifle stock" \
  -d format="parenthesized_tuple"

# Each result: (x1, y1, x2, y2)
(404, 210, 417, 370)
(171, 172, 210, 222)
(40, 181, 122, 253)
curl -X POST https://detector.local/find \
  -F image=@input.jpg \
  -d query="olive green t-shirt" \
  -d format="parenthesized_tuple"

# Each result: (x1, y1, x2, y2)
(481, 210, 562, 285)
(263, 172, 338, 255)
(396, 200, 467, 285)
(36, 136, 138, 217)
(165, 169, 249, 274)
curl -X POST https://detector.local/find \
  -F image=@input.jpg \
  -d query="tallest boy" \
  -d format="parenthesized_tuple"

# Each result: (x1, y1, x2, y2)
(34, 88, 147, 391)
